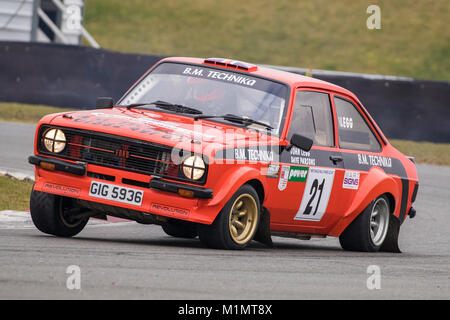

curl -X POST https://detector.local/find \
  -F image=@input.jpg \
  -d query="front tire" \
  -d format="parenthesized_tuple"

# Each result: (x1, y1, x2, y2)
(339, 195, 391, 252)
(198, 184, 260, 250)
(30, 189, 89, 237)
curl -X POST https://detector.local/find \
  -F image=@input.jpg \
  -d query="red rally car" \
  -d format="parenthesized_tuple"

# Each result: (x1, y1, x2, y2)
(29, 57, 419, 251)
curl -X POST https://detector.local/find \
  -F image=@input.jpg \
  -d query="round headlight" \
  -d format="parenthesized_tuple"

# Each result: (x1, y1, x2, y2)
(43, 128, 66, 153)
(182, 155, 206, 180)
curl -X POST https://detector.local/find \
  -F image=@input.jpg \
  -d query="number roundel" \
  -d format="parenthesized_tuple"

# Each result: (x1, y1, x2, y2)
(294, 168, 335, 221)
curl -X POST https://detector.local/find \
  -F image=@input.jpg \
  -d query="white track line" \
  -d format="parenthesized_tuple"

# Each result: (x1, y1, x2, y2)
(0, 210, 133, 229)
(0, 169, 34, 182)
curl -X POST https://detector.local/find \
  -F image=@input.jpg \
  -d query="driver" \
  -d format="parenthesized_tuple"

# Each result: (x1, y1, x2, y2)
(187, 77, 236, 115)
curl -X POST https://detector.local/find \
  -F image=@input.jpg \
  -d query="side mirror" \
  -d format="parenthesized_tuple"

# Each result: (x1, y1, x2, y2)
(289, 133, 313, 152)
(96, 97, 114, 108)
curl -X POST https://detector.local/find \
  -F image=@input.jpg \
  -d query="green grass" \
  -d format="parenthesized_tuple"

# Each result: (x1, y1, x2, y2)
(391, 139, 450, 167)
(83, 0, 450, 81)
(0, 175, 33, 211)
(0, 102, 78, 123)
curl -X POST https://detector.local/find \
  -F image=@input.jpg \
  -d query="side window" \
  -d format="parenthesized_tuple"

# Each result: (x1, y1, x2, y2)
(334, 97, 381, 152)
(288, 91, 334, 147)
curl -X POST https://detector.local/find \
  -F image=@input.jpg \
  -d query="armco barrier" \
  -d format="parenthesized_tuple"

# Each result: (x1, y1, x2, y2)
(0, 42, 163, 109)
(0, 41, 449, 142)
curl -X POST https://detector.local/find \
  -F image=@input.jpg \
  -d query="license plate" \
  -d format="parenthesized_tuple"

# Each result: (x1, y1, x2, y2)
(89, 181, 143, 206)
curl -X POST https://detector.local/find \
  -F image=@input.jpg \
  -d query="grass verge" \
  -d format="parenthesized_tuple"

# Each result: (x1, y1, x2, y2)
(390, 139, 450, 167)
(0, 102, 76, 123)
(0, 175, 33, 211)
(84, 0, 450, 81)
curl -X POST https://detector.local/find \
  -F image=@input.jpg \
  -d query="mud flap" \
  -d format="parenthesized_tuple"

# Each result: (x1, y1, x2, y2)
(253, 207, 273, 247)
(380, 216, 401, 253)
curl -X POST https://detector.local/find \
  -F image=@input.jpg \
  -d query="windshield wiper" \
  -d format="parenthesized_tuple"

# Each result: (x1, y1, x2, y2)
(123, 102, 153, 109)
(123, 100, 203, 115)
(194, 114, 273, 130)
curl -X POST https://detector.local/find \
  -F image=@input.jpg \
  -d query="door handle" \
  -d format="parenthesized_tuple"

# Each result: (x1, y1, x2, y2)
(329, 155, 343, 164)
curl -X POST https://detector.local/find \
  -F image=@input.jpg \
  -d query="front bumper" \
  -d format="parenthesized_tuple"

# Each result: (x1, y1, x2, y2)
(29, 155, 216, 224)
(29, 155, 86, 176)
(150, 177, 213, 199)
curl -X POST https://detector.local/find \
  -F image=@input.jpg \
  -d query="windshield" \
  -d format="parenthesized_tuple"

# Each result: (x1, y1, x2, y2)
(118, 62, 288, 135)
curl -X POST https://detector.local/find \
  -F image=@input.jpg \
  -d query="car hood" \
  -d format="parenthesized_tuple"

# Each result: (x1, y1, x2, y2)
(48, 108, 280, 152)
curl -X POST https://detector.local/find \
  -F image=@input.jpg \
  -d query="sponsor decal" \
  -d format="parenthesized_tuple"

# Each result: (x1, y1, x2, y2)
(42, 183, 81, 197)
(183, 67, 257, 87)
(266, 164, 280, 178)
(343, 170, 360, 189)
(151, 203, 190, 217)
(338, 116, 353, 129)
(233, 147, 274, 162)
(288, 166, 308, 182)
(358, 154, 392, 168)
(278, 165, 290, 191)
(72, 112, 216, 142)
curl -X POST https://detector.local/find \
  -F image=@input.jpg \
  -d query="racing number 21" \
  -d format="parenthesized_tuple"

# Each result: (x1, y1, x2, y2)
(295, 168, 335, 221)
(303, 178, 325, 216)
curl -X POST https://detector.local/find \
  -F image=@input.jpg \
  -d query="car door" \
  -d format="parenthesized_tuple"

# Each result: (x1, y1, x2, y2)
(332, 94, 383, 204)
(269, 89, 346, 231)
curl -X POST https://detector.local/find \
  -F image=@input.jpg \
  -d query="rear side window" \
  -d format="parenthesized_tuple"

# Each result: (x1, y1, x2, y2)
(288, 91, 334, 147)
(334, 97, 381, 152)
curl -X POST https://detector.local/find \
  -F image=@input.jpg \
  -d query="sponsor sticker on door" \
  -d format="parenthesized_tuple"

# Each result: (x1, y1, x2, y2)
(266, 164, 280, 178)
(288, 166, 308, 182)
(278, 165, 290, 191)
(343, 171, 360, 190)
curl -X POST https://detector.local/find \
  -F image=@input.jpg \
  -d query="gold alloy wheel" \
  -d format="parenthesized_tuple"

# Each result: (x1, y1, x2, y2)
(228, 193, 258, 245)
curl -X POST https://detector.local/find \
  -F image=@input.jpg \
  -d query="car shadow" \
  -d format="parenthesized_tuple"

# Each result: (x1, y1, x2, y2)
(28, 232, 413, 258)
(28, 231, 345, 253)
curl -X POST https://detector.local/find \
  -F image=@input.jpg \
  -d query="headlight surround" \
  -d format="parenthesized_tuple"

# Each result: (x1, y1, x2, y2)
(42, 128, 66, 153)
(182, 155, 206, 181)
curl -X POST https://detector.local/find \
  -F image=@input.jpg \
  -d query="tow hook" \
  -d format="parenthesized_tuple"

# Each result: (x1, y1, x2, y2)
(408, 207, 416, 219)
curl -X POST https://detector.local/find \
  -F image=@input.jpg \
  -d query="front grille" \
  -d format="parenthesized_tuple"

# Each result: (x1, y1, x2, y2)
(38, 126, 178, 179)
(87, 171, 116, 182)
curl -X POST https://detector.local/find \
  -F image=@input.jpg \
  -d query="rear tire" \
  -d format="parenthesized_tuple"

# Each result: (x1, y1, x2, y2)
(198, 184, 260, 250)
(30, 189, 88, 237)
(339, 195, 390, 252)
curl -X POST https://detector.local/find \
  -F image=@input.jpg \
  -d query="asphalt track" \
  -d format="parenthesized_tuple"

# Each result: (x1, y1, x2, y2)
(0, 121, 449, 299)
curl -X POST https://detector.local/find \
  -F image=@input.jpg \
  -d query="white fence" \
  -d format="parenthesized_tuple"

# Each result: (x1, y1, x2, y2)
(0, 0, 98, 47)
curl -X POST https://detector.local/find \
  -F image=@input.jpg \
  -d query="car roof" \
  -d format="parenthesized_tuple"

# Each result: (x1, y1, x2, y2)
(159, 56, 359, 102)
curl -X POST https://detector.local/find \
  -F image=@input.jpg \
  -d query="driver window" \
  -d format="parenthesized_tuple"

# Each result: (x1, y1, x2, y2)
(288, 91, 334, 147)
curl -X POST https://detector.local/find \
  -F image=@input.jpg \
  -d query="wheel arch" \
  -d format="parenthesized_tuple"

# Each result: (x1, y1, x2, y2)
(329, 167, 401, 237)
(207, 166, 265, 208)
(383, 192, 396, 215)
(246, 178, 265, 205)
